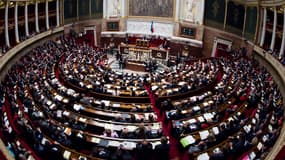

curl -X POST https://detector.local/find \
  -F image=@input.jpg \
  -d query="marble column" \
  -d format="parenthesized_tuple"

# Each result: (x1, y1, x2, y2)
(25, 2, 29, 36)
(279, 9, 285, 57)
(35, 0, 40, 33)
(5, 1, 10, 48)
(121, 0, 126, 17)
(14, 1, 19, 43)
(175, 0, 180, 21)
(56, 0, 60, 26)
(45, 0, 49, 30)
(260, 8, 267, 47)
(270, 7, 277, 50)
(103, 0, 107, 18)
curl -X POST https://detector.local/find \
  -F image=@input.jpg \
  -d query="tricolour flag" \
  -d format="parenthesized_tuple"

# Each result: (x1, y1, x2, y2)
(150, 21, 154, 33)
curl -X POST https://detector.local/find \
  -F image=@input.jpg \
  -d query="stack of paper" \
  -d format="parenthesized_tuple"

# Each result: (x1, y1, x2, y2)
(197, 153, 209, 160)
(212, 127, 219, 135)
(199, 130, 209, 140)
(63, 150, 71, 160)
(180, 135, 196, 147)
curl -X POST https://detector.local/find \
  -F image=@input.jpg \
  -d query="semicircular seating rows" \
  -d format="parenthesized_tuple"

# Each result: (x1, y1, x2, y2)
(0, 35, 283, 160)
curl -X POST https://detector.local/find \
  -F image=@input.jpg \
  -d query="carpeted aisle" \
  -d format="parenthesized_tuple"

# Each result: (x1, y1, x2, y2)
(144, 85, 188, 160)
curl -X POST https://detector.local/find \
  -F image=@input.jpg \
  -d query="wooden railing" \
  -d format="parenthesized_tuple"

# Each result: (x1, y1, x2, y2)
(253, 45, 285, 160)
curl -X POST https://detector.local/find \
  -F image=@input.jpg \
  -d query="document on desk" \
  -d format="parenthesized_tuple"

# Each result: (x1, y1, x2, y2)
(187, 118, 197, 124)
(63, 150, 71, 160)
(112, 103, 120, 108)
(78, 117, 87, 123)
(108, 140, 120, 147)
(197, 116, 205, 123)
(90, 137, 100, 143)
(257, 142, 263, 151)
(180, 135, 196, 147)
(104, 123, 114, 130)
(102, 100, 110, 106)
(193, 106, 200, 111)
(62, 98, 69, 103)
(63, 111, 70, 116)
(127, 125, 137, 132)
(122, 141, 136, 150)
(212, 127, 219, 135)
(204, 113, 214, 121)
(152, 123, 160, 130)
(64, 127, 72, 136)
(73, 104, 82, 111)
(199, 130, 209, 140)
(197, 153, 209, 160)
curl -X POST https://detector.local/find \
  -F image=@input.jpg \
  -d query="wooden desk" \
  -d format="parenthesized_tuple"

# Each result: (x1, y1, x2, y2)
(119, 44, 168, 61)
(125, 61, 146, 72)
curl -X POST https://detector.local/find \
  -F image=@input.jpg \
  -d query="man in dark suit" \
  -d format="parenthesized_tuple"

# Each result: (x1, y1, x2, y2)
(135, 139, 153, 160)
(154, 136, 170, 160)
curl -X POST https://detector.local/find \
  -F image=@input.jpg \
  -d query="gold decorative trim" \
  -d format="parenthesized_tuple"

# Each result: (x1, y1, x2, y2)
(224, 0, 229, 30)
(242, 5, 247, 37)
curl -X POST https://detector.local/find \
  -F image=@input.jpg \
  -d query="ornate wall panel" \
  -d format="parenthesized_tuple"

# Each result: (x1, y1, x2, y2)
(226, 1, 245, 35)
(64, 0, 77, 20)
(79, 0, 89, 19)
(244, 6, 257, 41)
(204, 0, 225, 28)
(179, 0, 205, 24)
(128, 0, 174, 18)
(91, 0, 103, 18)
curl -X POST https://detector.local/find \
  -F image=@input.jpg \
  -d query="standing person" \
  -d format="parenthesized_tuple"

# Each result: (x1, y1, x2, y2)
(154, 136, 170, 160)
(134, 139, 153, 160)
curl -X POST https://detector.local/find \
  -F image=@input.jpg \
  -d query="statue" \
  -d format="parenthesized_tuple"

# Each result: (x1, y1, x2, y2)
(184, 0, 196, 22)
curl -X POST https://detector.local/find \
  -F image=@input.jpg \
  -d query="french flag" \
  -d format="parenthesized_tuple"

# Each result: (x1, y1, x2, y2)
(150, 21, 154, 33)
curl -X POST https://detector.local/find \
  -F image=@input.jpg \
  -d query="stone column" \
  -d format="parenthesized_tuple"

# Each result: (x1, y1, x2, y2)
(270, 7, 277, 50)
(35, 0, 40, 33)
(121, 0, 126, 17)
(279, 9, 285, 57)
(103, 0, 107, 18)
(45, 0, 49, 30)
(260, 8, 267, 47)
(175, 0, 180, 21)
(56, 0, 60, 26)
(14, 1, 19, 43)
(25, 2, 29, 36)
(5, 1, 10, 48)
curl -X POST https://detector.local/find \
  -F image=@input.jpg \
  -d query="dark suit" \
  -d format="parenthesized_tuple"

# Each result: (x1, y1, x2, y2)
(154, 143, 170, 160)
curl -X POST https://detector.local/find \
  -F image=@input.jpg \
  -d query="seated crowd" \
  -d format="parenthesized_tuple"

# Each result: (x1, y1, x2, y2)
(0, 34, 283, 160)
(58, 40, 220, 97)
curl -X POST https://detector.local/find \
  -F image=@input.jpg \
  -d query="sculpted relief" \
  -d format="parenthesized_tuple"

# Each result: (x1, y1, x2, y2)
(182, 0, 204, 24)
(107, 0, 121, 17)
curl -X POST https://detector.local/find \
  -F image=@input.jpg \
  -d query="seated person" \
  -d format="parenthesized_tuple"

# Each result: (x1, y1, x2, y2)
(120, 128, 134, 139)
(134, 124, 147, 139)
(168, 109, 185, 120)
(110, 144, 132, 160)
(188, 140, 206, 155)
(102, 129, 119, 138)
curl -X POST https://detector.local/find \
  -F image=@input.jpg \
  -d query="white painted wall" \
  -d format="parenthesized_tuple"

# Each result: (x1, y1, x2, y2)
(126, 20, 174, 37)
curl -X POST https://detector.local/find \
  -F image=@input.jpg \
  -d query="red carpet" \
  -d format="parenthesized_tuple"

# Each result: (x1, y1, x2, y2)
(274, 145, 285, 160)
(145, 85, 187, 160)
